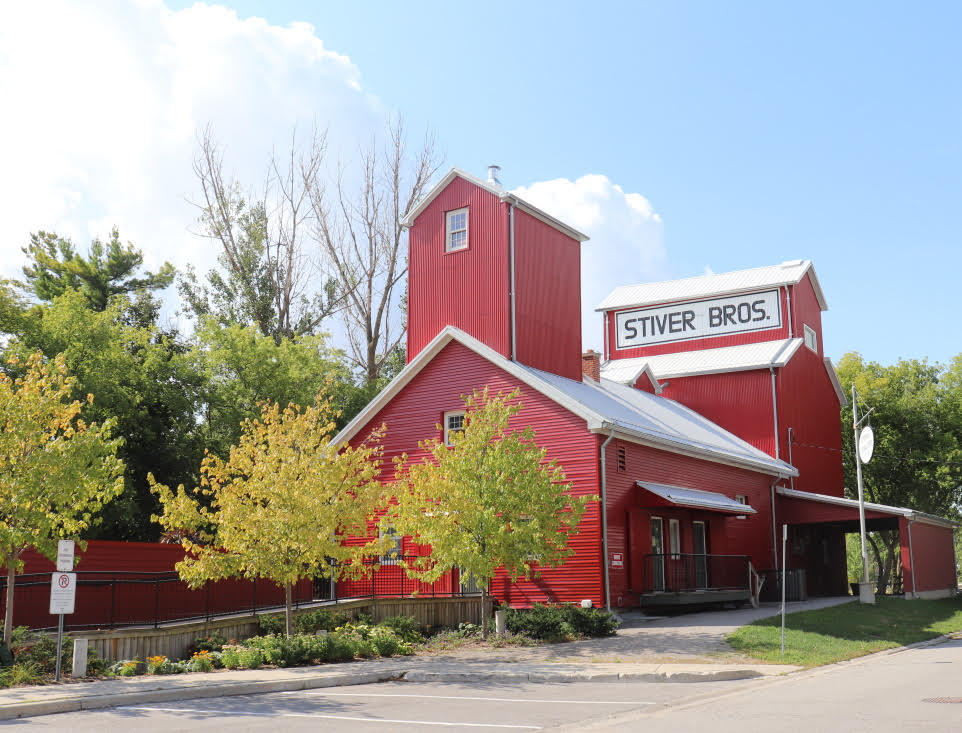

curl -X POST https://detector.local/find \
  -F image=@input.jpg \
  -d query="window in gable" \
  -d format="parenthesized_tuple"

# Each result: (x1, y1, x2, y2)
(445, 207, 468, 252)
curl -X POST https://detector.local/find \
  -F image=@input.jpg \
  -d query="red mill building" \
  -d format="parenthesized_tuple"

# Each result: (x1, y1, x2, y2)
(336, 167, 957, 609)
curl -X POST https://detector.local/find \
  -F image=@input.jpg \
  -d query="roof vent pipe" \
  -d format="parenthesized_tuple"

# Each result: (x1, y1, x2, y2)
(487, 164, 502, 190)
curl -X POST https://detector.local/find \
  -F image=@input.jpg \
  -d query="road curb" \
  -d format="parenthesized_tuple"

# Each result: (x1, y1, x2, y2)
(0, 670, 405, 721)
(0, 663, 773, 720)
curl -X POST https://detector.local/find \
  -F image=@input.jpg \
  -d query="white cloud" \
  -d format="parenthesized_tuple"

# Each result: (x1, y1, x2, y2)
(0, 1, 380, 320)
(512, 175, 667, 351)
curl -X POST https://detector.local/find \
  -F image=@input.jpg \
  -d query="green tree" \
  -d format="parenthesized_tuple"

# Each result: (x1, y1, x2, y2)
(390, 388, 594, 639)
(190, 319, 358, 457)
(4, 290, 204, 540)
(837, 352, 962, 593)
(151, 396, 386, 635)
(0, 352, 125, 643)
(19, 229, 174, 314)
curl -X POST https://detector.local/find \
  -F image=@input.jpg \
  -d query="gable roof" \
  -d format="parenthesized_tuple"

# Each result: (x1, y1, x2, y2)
(596, 259, 827, 312)
(601, 339, 803, 382)
(400, 167, 590, 243)
(333, 326, 797, 479)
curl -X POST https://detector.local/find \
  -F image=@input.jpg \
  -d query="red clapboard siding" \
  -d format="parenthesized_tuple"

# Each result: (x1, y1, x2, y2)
(658, 371, 776, 456)
(605, 438, 780, 607)
(512, 207, 583, 381)
(777, 347, 844, 496)
(900, 519, 957, 593)
(407, 177, 510, 363)
(345, 340, 603, 608)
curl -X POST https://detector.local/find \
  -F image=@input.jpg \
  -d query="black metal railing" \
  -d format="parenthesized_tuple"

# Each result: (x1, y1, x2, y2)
(0, 557, 477, 632)
(642, 553, 750, 594)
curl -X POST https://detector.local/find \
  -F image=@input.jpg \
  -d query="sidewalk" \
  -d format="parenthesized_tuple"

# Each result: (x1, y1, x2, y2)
(0, 598, 852, 721)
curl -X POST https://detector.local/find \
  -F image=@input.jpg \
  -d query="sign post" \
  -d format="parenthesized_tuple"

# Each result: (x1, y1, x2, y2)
(780, 523, 787, 655)
(852, 387, 876, 605)
(50, 540, 76, 682)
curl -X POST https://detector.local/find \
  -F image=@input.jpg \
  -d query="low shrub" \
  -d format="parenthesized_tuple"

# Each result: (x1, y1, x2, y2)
(257, 614, 285, 635)
(504, 604, 620, 641)
(108, 659, 144, 677)
(378, 615, 424, 643)
(0, 662, 44, 688)
(188, 650, 215, 672)
(294, 609, 348, 634)
(190, 634, 227, 654)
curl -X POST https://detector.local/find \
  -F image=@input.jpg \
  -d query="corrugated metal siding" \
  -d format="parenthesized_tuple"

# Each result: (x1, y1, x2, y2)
(790, 274, 824, 357)
(407, 177, 511, 362)
(901, 519, 957, 593)
(777, 345, 844, 496)
(348, 341, 603, 608)
(606, 439, 780, 606)
(513, 208, 583, 381)
(657, 371, 776, 456)
(606, 288, 791, 360)
(12, 541, 187, 573)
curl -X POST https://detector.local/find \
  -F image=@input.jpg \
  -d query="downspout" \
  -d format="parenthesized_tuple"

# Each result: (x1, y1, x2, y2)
(785, 285, 793, 338)
(770, 479, 780, 570)
(906, 518, 917, 599)
(603, 312, 609, 362)
(599, 428, 616, 611)
(770, 367, 780, 460)
(509, 203, 517, 361)
(786, 427, 795, 490)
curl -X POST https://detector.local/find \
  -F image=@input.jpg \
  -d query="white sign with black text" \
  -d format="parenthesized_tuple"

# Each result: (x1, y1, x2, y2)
(49, 572, 76, 615)
(56, 539, 75, 572)
(615, 289, 782, 349)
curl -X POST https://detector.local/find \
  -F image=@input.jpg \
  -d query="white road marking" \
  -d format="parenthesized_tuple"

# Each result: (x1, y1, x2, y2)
(282, 691, 654, 705)
(122, 706, 541, 729)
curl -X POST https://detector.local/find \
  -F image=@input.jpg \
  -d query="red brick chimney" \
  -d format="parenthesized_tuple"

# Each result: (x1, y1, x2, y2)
(582, 350, 601, 381)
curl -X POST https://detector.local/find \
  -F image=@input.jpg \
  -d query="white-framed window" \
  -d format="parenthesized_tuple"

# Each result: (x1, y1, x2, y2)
(803, 324, 818, 353)
(735, 494, 748, 520)
(445, 207, 468, 252)
(443, 410, 465, 446)
(379, 524, 402, 565)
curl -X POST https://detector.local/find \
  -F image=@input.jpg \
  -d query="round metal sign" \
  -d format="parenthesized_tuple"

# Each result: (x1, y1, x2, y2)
(858, 425, 875, 464)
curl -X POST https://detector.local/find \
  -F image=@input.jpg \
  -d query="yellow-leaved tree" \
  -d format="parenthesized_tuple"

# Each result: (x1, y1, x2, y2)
(150, 395, 386, 635)
(390, 388, 594, 639)
(0, 352, 125, 643)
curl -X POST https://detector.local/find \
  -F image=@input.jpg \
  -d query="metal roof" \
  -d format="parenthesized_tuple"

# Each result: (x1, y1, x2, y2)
(522, 364, 796, 477)
(601, 339, 803, 382)
(596, 260, 827, 312)
(637, 481, 757, 514)
(776, 487, 958, 528)
(333, 326, 797, 479)
(401, 167, 590, 242)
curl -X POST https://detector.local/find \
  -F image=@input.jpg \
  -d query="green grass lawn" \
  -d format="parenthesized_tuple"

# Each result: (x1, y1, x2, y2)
(726, 596, 962, 667)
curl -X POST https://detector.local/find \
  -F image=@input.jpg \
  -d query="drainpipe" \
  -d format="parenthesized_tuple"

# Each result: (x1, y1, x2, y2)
(785, 285, 793, 338)
(509, 203, 517, 361)
(770, 479, 780, 570)
(786, 427, 795, 490)
(770, 368, 780, 460)
(906, 518, 917, 599)
(599, 428, 616, 610)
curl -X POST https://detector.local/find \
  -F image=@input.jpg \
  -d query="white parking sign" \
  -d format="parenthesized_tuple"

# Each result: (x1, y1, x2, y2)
(49, 573, 76, 615)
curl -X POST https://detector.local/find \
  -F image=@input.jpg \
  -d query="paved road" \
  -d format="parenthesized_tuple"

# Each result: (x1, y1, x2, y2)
(567, 636, 962, 732)
(7, 679, 740, 731)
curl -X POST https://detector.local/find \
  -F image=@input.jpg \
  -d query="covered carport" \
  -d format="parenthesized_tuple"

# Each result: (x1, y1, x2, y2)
(776, 487, 958, 599)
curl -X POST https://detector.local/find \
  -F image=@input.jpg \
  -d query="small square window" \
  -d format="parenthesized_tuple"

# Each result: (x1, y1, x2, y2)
(444, 410, 465, 446)
(379, 525, 402, 565)
(735, 494, 748, 505)
(803, 324, 818, 353)
(446, 208, 468, 252)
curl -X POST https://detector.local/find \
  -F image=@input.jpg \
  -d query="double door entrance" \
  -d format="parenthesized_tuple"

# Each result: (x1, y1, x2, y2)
(649, 517, 708, 591)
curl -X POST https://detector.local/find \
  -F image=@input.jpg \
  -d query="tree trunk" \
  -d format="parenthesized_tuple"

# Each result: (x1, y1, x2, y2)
(284, 582, 293, 636)
(3, 553, 16, 647)
(480, 585, 489, 641)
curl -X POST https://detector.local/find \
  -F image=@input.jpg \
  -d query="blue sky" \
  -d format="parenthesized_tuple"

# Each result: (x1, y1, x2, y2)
(2, 1, 960, 366)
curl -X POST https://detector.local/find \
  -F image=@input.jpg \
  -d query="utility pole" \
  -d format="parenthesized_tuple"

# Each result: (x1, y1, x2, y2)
(852, 385, 875, 605)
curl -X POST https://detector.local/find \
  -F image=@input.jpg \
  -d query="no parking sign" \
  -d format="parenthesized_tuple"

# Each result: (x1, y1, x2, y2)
(49, 572, 76, 615)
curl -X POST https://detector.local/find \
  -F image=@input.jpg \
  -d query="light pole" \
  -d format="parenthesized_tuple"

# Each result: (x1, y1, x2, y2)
(852, 384, 875, 605)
